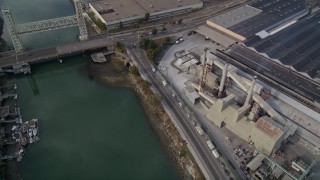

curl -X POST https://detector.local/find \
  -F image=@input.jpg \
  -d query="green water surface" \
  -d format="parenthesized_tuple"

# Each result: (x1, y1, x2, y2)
(14, 57, 177, 180)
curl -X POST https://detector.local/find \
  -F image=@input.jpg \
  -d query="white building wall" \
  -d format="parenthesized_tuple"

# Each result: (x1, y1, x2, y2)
(150, 3, 203, 19)
(106, 15, 145, 27)
(89, 3, 107, 24)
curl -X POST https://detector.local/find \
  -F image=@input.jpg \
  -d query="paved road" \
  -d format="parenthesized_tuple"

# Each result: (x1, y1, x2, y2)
(127, 46, 229, 180)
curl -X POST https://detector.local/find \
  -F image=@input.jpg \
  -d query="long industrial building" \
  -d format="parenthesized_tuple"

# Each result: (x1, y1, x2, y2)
(89, 0, 203, 28)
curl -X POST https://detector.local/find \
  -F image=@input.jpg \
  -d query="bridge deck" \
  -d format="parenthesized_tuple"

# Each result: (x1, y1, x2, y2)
(0, 37, 114, 68)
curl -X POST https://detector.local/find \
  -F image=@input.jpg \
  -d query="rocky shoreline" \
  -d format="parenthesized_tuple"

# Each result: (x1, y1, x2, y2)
(82, 55, 204, 179)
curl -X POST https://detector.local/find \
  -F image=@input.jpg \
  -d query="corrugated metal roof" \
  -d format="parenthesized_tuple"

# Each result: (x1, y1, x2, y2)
(255, 116, 284, 139)
(229, 0, 307, 38)
(246, 154, 265, 171)
(244, 12, 320, 79)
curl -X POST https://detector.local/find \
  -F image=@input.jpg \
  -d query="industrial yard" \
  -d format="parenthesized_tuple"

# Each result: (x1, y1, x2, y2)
(157, 0, 320, 176)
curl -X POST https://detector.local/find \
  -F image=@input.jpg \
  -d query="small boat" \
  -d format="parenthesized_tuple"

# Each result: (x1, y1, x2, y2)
(28, 129, 32, 137)
(17, 156, 23, 162)
(34, 136, 40, 143)
(32, 128, 37, 136)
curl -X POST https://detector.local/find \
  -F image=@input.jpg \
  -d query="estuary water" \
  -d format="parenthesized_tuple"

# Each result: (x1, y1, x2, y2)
(14, 57, 177, 179)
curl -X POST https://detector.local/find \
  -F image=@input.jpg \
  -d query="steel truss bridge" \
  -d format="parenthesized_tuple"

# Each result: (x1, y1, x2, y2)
(1, 0, 88, 53)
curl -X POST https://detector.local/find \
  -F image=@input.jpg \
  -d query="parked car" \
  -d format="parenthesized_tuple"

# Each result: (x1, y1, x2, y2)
(191, 120, 196, 126)
(162, 80, 167, 86)
(219, 160, 225, 168)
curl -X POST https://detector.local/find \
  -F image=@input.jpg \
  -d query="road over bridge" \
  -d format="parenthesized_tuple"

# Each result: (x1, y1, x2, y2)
(0, 37, 114, 68)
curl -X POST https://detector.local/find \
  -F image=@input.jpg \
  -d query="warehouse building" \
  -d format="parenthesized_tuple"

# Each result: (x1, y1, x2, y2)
(250, 116, 285, 155)
(89, 0, 203, 28)
(196, 0, 308, 47)
(244, 12, 320, 81)
(89, 0, 146, 27)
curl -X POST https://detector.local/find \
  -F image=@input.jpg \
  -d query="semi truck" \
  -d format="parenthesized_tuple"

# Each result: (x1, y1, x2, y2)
(212, 149, 220, 158)
(207, 140, 215, 150)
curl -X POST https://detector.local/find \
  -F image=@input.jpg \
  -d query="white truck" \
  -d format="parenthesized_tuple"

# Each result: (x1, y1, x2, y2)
(212, 149, 220, 158)
(195, 126, 205, 136)
(206, 140, 215, 150)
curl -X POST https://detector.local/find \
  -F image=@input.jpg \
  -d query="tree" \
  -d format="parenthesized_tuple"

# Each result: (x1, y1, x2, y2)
(152, 28, 158, 35)
(115, 42, 125, 53)
(129, 65, 140, 76)
(139, 38, 150, 49)
(165, 37, 171, 43)
(148, 40, 158, 49)
(145, 13, 150, 21)
(119, 21, 123, 29)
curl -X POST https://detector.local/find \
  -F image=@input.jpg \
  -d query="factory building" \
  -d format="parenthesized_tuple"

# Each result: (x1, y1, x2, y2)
(205, 88, 289, 155)
(250, 116, 285, 155)
(184, 52, 296, 155)
(89, 0, 203, 28)
(181, 44, 319, 156)
(187, 49, 320, 155)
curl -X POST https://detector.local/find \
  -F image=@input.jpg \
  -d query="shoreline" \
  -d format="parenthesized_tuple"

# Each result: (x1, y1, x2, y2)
(83, 56, 204, 179)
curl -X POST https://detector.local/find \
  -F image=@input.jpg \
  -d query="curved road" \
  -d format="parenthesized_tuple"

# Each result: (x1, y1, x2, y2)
(128, 47, 229, 180)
